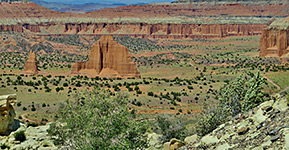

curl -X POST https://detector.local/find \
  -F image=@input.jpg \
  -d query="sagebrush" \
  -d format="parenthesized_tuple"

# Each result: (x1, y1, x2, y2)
(48, 88, 148, 149)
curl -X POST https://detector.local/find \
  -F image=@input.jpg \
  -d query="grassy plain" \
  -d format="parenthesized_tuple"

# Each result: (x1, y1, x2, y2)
(0, 34, 288, 130)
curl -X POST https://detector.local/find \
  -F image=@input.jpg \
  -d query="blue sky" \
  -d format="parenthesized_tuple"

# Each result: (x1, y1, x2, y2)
(42, 0, 175, 4)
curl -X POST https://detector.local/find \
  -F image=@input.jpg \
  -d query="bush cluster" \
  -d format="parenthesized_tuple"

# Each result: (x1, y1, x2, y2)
(48, 88, 148, 149)
(196, 72, 269, 136)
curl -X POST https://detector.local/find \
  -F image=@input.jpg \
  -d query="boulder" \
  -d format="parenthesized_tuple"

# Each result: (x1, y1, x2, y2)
(146, 133, 163, 150)
(23, 50, 39, 75)
(163, 138, 185, 150)
(200, 135, 219, 145)
(71, 36, 141, 78)
(237, 127, 249, 135)
(184, 134, 198, 145)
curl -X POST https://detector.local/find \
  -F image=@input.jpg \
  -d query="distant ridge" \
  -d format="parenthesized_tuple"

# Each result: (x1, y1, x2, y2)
(0, 0, 30, 3)
(176, 0, 288, 3)
(30, 0, 126, 13)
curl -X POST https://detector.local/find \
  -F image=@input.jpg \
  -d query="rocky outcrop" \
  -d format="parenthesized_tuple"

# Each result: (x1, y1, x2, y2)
(71, 36, 141, 78)
(163, 138, 185, 150)
(179, 91, 289, 149)
(0, 94, 17, 135)
(259, 17, 289, 57)
(23, 50, 39, 75)
(0, 122, 57, 149)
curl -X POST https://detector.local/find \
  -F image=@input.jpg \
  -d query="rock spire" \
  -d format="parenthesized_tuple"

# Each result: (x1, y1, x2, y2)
(24, 50, 39, 75)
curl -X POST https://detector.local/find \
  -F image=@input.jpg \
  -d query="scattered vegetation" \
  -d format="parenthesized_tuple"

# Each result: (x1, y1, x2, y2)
(196, 72, 269, 136)
(48, 89, 148, 149)
(152, 115, 191, 142)
(14, 131, 26, 142)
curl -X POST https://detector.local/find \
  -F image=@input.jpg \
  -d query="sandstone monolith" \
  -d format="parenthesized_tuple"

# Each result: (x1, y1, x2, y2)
(71, 36, 141, 78)
(259, 16, 289, 57)
(24, 50, 39, 74)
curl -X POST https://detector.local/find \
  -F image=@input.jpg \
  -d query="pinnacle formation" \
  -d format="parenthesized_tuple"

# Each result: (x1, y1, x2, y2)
(71, 36, 141, 78)
(23, 50, 39, 75)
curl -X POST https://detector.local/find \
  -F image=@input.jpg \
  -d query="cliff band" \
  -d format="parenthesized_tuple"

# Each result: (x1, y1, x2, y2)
(0, 3, 288, 39)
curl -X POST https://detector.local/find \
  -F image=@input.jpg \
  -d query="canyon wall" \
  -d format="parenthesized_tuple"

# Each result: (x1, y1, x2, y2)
(0, 23, 267, 39)
(71, 36, 141, 78)
(0, 2, 285, 39)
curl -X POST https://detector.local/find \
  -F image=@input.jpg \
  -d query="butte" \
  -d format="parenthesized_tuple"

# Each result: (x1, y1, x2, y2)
(23, 50, 39, 75)
(71, 36, 141, 78)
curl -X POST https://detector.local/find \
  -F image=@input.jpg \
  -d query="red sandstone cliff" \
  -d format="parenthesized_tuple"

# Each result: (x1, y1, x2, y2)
(23, 50, 39, 74)
(0, 2, 283, 39)
(71, 36, 140, 78)
(259, 17, 289, 57)
(0, 23, 266, 39)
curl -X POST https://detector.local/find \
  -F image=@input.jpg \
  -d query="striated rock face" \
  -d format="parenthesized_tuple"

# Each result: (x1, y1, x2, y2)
(24, 50, 39, 74)
(0, 94, 16, 135)
(0, 23, 266, 39)
(259, 17, 289, 57)
(0, 2, 282, 39)
(71, 36, 140, 78)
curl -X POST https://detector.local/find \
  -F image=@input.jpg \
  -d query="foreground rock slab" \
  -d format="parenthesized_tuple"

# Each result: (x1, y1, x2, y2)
(180, 92, 289, 150)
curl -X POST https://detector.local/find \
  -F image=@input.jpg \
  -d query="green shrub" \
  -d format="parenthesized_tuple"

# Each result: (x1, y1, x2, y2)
(153, 115, 190, 142)
(31, 107, 36, 111)
(196, 72, 268, 136)
(28, 122, 38, 127)
(0, 144, 10, 149)
(14, 131, 26, 142)
(48, 88, 148, 149)
(17, 102, 21, 107)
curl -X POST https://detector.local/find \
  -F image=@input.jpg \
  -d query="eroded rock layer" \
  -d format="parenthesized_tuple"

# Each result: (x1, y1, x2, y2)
(24, 50, 38, 74)
(0, 3, 287, 39)
(0, 23, 267, 39)
(260, 17, 289, 57)
(71, 36, 140, 78)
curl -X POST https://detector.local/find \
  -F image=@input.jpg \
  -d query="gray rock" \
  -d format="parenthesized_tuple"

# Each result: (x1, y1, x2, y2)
(184, 134, 198, 145)
(273, 95, 288, 112)
(284, 132, 289, 149)
(216, 143, 232, 150)
(253, 108, 267, 123)
(201, 135, 219, 145)
(146, 133, 163, 150)
(270, 134, 281, 142)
